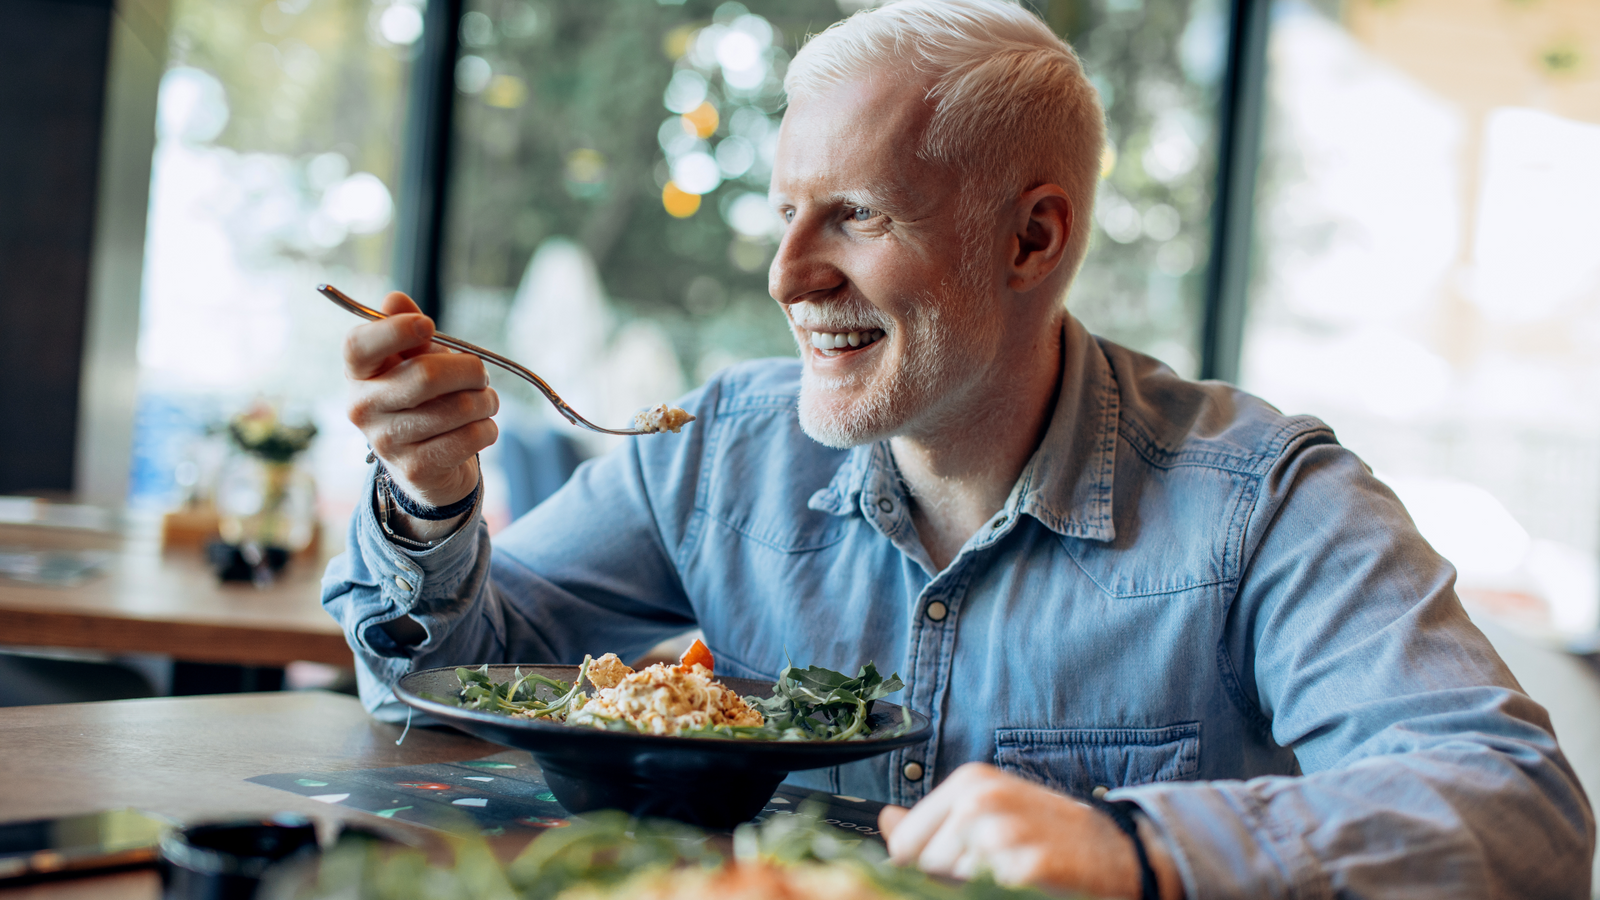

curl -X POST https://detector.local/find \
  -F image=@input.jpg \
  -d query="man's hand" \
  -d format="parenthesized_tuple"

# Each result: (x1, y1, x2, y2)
(345, 292, 498, 516)
(878, 763, 1183, 899)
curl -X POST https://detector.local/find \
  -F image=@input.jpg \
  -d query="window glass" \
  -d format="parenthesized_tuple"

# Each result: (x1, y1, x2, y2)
(129, 0, 416, 523)
(1240, 0, 1600, 638)
(1069, 0, 1226, 378)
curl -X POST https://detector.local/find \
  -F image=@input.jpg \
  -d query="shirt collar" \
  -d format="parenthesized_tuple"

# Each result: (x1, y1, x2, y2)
(807, 314, 1120, 543)
(1016, 314, 1119, 542)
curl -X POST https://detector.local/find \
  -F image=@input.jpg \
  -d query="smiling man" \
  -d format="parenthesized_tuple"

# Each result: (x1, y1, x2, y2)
(324, 1, 1593, 897)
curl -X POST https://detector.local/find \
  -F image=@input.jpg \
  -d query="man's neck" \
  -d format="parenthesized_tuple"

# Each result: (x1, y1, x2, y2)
(891, 320, 1064, 571)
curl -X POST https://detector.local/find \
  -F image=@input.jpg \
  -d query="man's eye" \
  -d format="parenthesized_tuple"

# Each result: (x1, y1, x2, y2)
(851, 206, 874, 222)
(783, 209, 796, 223)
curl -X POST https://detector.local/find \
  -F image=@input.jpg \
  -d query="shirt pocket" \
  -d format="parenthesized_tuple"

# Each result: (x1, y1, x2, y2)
(993, 724, 1201, 797)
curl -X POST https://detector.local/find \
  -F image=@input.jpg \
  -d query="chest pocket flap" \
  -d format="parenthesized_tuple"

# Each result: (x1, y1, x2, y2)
(994, 724, 1200, 797)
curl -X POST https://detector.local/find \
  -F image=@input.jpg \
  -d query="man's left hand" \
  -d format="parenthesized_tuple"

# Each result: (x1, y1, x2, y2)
(878, 763, 1184, 899)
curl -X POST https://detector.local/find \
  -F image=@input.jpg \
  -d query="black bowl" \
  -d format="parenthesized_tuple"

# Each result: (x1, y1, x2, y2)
(394, 664, 931, 828)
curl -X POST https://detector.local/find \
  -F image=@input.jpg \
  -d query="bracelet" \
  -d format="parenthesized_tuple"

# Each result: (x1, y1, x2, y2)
(1092, 796, 1159, 900)
(372, 461, 480, 552)
(376, 461, 480, 520)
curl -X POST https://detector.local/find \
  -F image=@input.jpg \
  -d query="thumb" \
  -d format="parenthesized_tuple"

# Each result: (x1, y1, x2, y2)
(878, 804, 910, 839)
(380, 291, 437, 357)
(381, 291, 422, 316)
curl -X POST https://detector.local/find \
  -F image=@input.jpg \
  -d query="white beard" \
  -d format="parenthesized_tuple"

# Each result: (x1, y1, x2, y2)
(796, 289, 991, 450)
(792, 218, 996, 450)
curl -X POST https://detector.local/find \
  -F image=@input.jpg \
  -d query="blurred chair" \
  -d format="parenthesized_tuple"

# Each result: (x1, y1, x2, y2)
(498, 419, 588, 521)
(0, 651, 155, 707)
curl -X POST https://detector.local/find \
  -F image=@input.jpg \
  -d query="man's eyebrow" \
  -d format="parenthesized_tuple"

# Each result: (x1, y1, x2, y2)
(770, 181, 926, 217)
(825, 178, 928, 216)
(842, 185, 907, 213)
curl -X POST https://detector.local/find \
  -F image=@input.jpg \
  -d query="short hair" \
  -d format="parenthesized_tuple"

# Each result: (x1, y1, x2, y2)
(785, 0, 1106, 288)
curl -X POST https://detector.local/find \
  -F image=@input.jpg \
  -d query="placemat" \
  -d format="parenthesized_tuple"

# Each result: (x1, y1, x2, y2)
(249, 749, 888, 840)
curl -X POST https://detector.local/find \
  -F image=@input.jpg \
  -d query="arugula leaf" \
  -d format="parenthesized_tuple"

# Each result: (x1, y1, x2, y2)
(745, 663, 909, 742)
(452, 662, 584, 718)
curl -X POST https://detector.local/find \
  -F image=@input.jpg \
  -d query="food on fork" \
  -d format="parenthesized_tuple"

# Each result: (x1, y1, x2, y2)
(633, 403, 696, 434)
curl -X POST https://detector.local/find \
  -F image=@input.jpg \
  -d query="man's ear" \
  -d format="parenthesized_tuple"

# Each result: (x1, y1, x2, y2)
(1006, 184, 1072, 293)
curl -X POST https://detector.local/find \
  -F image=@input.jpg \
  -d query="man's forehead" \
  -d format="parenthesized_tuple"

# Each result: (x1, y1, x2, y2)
(771, 75, 943, 212)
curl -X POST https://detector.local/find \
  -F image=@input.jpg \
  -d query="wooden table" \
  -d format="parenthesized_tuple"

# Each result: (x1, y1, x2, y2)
(0, 691, 498, 899)
(0, 522, 351, 667)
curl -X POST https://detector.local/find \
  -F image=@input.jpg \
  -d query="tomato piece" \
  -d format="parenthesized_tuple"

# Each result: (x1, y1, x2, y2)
(679, 638, 714, 672)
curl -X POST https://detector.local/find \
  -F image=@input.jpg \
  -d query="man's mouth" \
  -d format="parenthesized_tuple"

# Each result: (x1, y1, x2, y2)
(807, 328, 886, 356)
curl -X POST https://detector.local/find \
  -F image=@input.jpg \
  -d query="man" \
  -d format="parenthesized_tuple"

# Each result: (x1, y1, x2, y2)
(324, 1, 1594, 896)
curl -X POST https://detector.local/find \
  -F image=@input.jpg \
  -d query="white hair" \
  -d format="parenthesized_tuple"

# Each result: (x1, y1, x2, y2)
(785, 0, 1106, 287)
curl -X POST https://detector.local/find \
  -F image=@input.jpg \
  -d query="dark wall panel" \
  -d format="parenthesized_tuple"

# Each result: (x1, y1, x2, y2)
(0, 0, 113, 494)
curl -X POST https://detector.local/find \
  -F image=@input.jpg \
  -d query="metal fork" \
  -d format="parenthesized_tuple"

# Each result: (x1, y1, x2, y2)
(317, 284, 690, 436)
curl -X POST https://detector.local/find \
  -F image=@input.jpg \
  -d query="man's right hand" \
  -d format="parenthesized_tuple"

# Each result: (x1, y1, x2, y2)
(345, 291, 499, 512)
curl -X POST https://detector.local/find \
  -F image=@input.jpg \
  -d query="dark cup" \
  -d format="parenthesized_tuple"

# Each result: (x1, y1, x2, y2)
(159, 815, 318, 900)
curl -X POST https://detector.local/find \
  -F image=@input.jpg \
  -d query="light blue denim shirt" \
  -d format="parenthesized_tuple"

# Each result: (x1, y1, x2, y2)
(324, 315, 1593, 898)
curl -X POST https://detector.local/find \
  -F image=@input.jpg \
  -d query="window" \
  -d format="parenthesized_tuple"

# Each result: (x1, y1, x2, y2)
(129, 0, 417, 520)
(1239, 0, 1600, 638)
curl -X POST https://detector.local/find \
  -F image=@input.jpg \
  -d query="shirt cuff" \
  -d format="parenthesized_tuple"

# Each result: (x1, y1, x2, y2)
(356, 464, 486, 617)
(1112, 779, 1323, 900)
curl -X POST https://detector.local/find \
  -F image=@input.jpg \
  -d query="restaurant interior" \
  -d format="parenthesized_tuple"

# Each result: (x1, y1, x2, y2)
(2, 0, 1599, 895)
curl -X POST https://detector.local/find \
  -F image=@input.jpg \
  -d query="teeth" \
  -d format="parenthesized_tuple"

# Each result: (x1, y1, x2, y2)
(809, 329, 884, 352)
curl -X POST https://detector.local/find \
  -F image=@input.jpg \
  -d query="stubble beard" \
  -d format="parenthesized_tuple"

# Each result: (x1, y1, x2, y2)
(797, 302, 950, 449)
(795, 250, 991, 450)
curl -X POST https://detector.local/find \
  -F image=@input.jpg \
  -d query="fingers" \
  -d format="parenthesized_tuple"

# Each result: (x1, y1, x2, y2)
(879, 805, 910, 839)
(343, 292, 437, 380)
(883, 762, 988, 866)
(362, 381, 499, 454)
(380, 291, 422, 315)
(385, 417, 498, 507)
(353, 350, 491, 418)
(883, 763, 1141, 898)
(352, 373, 499, 501)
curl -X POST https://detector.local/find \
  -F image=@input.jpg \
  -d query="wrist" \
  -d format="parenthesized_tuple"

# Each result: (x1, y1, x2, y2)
(373, 461, 480, 548)
(378, 457, 480, 512)
(1090, 797, 1175, 900)
(1136, 814, 1185, 900)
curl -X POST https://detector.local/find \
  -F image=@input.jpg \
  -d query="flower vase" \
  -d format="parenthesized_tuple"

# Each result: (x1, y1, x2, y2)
(215, 453, 316, 582)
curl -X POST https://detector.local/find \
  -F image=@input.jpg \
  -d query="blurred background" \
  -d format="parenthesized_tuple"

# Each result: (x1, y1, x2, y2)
(62, 0, 1594, 649)
(2, 0, 1600, 865)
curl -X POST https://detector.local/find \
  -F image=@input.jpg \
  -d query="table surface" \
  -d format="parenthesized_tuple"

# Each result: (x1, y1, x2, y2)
(0, 691, 499, 899)
(0, 522, 351, 667)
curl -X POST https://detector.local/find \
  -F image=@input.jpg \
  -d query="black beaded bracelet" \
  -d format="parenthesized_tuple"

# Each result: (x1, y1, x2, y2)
(375, 461, 480, 521)
(1092, 796, 1159, 900)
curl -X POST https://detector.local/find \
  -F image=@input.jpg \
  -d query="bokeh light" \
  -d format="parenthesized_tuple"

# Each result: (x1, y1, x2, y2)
(671, 152, 721, 195)
(663, 181, 701, 218)
(683, 101, 719, 139)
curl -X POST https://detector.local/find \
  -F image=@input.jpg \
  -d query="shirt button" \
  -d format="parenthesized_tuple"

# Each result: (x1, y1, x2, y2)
(1092, 785, 1110, 800)
(395, 575, 413, 592)
(877, 497, 894, 513)
(926, 601, 948, 621)
(903, 761, 925, 781)
(992, 515, 1007, 529)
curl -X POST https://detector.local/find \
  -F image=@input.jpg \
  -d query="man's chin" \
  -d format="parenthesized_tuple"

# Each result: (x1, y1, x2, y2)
(796, 384, 898, 449)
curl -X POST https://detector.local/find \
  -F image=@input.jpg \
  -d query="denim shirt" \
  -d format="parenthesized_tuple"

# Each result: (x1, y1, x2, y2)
(324, 315, 1593, 898)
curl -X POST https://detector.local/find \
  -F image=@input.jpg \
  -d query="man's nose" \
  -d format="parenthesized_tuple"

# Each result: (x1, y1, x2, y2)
(768, 215, 842, 306)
